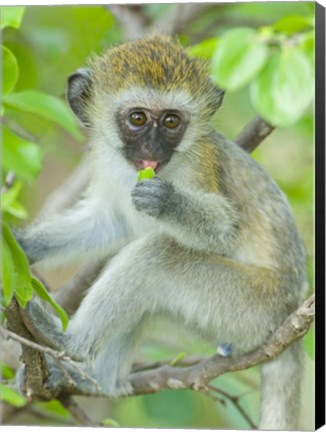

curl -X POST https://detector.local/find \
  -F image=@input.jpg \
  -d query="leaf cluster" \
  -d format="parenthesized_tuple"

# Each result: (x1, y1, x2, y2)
(189, 15, 314, 127)
(1, 9, 70, 410)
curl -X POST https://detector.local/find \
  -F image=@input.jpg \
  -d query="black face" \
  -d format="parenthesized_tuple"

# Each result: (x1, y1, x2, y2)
(116, 107, 189, 172)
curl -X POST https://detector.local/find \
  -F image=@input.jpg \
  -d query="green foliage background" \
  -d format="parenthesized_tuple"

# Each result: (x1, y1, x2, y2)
(1, 3, 314, 429)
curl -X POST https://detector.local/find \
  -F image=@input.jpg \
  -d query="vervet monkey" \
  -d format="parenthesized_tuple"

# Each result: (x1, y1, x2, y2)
(15, 34, 307, 430)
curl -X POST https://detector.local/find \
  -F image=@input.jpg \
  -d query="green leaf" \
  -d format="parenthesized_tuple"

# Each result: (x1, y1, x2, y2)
(1, 234, 16, 306)
(0, 384, 26, 407)
(34, 400, 70, 419)
(188, 38, 219, 60)
(300, 30, 315, 50)
(250, 49, 314, 127)
(1, 362, 15, 379)
(1, 221, 68, 327)
(137, 167, 156, 181)
(2, 221, 34, 308)
(101, 418, 120, 427)
(1, 7, 25, 29)
(170, 351, 188, 366)
(1, 181, 22, 211)
(299, 30, 315, 63)
(31, 277, 69, 331)
(2, 46, 19, 94)
(2, 127, 42, 181)
(273, 15, 314, 35)
(5, 202, 28, 220)
(3, 90, 83, 140)
(211, 28, 268, 91)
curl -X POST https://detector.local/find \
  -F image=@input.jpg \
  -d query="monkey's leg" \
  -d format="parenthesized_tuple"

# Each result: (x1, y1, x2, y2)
(20, 298, 146, 397)
(22, 234, 300, 427)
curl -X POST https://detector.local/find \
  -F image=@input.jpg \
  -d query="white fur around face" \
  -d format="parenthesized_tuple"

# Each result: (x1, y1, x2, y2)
(90, 86, 208, 155)
(85, 86, 204, 217)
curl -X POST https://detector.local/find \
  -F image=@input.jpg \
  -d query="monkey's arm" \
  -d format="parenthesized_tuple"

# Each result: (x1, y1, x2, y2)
(15, 199, 130, 265)
(132, 178, 239, 255)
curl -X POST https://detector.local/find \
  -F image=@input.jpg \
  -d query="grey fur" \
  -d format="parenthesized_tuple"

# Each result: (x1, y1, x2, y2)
(15, 46, 307, 430)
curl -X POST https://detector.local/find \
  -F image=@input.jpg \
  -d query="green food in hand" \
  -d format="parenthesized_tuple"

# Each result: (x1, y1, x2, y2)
(137, 167, 156, 181)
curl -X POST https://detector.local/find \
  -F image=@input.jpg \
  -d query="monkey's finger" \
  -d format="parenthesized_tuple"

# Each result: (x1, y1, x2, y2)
(19, 298, 53, 344)
(132, 196, 162, 216)
(19, 299, 81, 360)
(132, 182, 163, 195)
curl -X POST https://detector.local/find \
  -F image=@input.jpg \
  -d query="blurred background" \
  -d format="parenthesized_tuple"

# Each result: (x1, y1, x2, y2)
(1, 2, 314, 429)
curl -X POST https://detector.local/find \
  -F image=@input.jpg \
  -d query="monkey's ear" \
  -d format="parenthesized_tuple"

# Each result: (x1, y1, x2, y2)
(213, 87, 225, 111)
(67, 68, 92, 127)
(206, 81, 225, 117)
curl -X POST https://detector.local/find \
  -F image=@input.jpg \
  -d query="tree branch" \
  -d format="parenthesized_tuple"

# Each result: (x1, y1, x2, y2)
(128, 295, 314, 395)
(105, 5, 148, 40)
(154, 4, 214, 35)
(38, 155, 89, 216)
(1, 327, 69, 361)
(52, 259, 107, 314)
(0, 327, 101, 394)
(1, 323, 102, 427)
(105, 4, 214, 39)
(4, 300, 51, 401)
(58, 395, 100, 427)
(3, 294, 313, 402)
(235, 116, 275, 153)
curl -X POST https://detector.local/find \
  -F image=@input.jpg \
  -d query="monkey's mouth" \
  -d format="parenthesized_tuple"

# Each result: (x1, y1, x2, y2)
(134, 160, 166, 172)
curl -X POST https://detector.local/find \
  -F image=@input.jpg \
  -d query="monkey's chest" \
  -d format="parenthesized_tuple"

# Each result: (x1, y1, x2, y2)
(116, 192, 159, 237)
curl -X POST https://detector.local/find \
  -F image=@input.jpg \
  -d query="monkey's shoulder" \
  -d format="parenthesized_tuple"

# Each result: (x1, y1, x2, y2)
(190, 131, 285, 201)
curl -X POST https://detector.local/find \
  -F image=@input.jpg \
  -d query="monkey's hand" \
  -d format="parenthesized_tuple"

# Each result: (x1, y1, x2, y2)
(131, 177, 174, 217)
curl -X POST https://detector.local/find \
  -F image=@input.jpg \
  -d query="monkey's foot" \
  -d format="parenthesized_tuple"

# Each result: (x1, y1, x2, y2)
(19, 297, 81, 360)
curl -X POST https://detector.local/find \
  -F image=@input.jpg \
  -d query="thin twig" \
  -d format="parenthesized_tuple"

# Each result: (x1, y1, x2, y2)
(54, 358, 77, 388)
(38, 155, 89, 216)
(155, 3, 213, 35)
(25, 404, 74, 425)
(52, 259, 107, 314)
(59, 395, 100, 427)
(1, 328, 69, 361)
(0, 327, 101, 392)
(1, 116, 37, 142)
(105, 4, 148, 40)
(202, 388, 226, 405)
(236, 386, 259, 400)
(208, 384, 257, 429)
(131, 354, 204, 373)
(1, 171, 16, 194)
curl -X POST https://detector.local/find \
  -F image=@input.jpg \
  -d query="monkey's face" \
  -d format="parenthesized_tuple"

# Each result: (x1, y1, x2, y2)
(116, 107, 189, 172)
(66, 35, 224, 174)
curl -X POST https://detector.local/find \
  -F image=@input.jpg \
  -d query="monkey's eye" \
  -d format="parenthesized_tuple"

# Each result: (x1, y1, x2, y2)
(129, 112, 147, 127)
(163, 114, 181, 129)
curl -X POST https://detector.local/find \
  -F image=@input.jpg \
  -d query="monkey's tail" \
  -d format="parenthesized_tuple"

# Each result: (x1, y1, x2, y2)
(259, 341, 303, 430)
